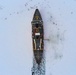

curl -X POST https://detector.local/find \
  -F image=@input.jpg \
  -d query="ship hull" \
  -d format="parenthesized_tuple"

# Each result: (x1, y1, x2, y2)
(31, 9, 44, 65)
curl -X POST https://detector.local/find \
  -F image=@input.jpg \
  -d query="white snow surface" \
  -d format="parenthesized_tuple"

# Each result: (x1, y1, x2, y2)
(0, 0, 76, 75)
